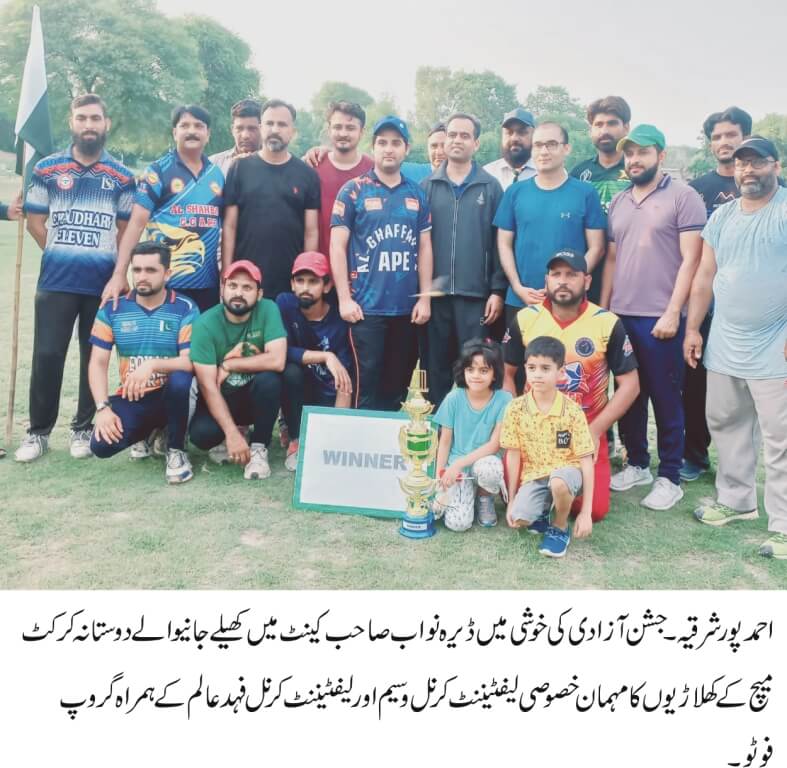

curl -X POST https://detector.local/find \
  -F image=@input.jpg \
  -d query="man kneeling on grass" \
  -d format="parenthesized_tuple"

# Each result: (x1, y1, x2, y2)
(189, 260, 286, 479)
(89, 242, 198, 483)
(277, 251, 354, 472)
(501, 336, 595, 558)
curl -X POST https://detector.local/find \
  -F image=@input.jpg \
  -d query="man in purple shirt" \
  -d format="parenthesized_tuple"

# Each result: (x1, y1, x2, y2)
(601, 124, 706, 511)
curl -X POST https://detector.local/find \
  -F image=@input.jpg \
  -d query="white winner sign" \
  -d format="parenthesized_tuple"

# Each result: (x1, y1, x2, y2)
(293, 406, 435, 518)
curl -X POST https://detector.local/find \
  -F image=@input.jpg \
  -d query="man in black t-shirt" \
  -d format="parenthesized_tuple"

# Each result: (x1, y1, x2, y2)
(222, 98, 321, 300)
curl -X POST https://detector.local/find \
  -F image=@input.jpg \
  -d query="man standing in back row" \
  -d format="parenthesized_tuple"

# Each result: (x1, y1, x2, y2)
(484, 108, 537, 190)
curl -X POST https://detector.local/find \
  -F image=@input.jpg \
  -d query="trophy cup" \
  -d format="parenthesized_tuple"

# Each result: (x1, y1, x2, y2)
(398, 365, 438, 539)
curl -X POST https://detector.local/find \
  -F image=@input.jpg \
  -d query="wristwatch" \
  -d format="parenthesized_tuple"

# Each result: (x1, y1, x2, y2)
(95, 400, 111, 412)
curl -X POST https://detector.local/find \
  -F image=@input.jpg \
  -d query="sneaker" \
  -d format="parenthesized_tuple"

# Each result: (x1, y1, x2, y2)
(538, 525, 570, 558)
(610, 464, 653, 492)
(640, 477, 684, 510)
(694, 500, 758, 527)
(151, 428, 167, 458)
(15, 433, 49, 463)
(679, 459, 708, 482)
(130, 440, 151, 460)
(758, 533, 787, 560)
(284, 439, 299, 472)
(527, 508, 551, 535)
(70, 429, 93, 459)
(476, 494, 497, 527)
(244, 443, 271, 480)
(165, 449, 193, 484)
(208, 441, 230, 465)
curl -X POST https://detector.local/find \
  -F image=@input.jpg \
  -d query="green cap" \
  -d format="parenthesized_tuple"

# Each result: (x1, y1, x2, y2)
(617, 124, 666, 152)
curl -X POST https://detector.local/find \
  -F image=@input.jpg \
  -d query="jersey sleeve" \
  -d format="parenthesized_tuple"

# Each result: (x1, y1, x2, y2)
(502, 317, 525, 368)
(331, 181, 356, 229)
(305, 167, 321, 210)
(276, 294, 307, 365)
(262, 301, 288, 345)
(569, 403, 594, 458)
(606, 318, 638, 375)
(89, 306, 115, 350)
(134, 163, 164, 212)
(223, 160, 242, 207)
(677, 185, 707, 232)
(189, 317, 218, 365)
(116, 172, 136, 221)
(492, 184, 516, 231)
(606, 193, 621, 242)
(177, 304, 200, 352)
(24, 161, 50, 215)
(499, 400, 521, 450)
(417, 187, 431, 233)
(433, 389, 458, 429)
(584, 183, 607, 230)
(701, 208, 723, 250)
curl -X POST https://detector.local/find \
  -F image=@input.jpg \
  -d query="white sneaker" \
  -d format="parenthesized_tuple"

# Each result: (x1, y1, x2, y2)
(15, 433, 49, 463)
(610, 464, 653, 492)
(208, 441, 230, 465)
(130, 440, 151, 460)
(70, 429, 93, 459)
(166, 449, 193, 484)
(244, 443, 271, 480)
(641, 477, 684, 510)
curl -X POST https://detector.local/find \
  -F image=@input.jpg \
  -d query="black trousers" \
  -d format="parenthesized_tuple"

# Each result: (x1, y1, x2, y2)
(177, 286, 219, 314)
(189, 371, 281, 449)
(426, 295, 489, 409)
(29, 290, 100, 435)
(280, 363, 336, 440)
(683, 312, 712, 468)
(349, 315, 417, 411)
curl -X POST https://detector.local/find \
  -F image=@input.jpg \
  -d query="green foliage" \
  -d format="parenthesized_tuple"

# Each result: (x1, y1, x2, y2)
(754, 113, 787, 178)
(289, 108, 322, 159)
(311, 80, 375, 120)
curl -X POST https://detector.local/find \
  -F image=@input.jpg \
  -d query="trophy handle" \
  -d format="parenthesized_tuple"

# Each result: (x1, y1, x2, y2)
(398, 424, 408, 461)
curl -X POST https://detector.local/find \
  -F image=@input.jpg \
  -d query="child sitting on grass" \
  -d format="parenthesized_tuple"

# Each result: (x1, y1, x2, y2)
(501, 336, 595, 558)
(433, 339, 512, 531)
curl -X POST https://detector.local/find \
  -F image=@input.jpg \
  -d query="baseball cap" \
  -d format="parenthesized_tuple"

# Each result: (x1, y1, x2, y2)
(502, 107, 536, 128)
(223, 259, 262, 286)
(547, 249, 588, 273)
(617, 124, 666, 152)
(292, 251, 330, 277)
(733, 135, 779, 161)
(373, 115, 410, 143)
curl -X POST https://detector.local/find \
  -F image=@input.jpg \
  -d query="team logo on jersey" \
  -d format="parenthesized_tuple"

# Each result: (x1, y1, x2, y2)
(502, 329, 511, 345)
(210, 182, 222, 196)
(561, 362, 589, 395)
(580, 169, 592, 182)
(560, 211, 572, 219)
(146, 171, 160, 185)
(575, 337, 595, 357)
(618, 169, 629, 180)
(364, 197, 383, 212)
(476, 192, 485, 206)
(101, 177, 114, 191)
(57, 174, 74, 190)
(332, 200, 345, 217)
(170, 178, 185, 194)
(405, 197, 420, 211)
(292, 186, 299, 195)
(622, 335, 633, 357)
(120, 320, 139, 334)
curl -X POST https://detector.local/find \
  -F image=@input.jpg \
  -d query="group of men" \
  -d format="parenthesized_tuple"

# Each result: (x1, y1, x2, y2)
(2, 90, 784, 559)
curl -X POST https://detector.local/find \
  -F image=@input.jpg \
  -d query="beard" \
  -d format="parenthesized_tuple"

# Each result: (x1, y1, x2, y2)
(503, 144, 531, 167)
(629, 164, 659, 186)
(223, 296, 255, 316)
(135, 284, 160, 296)
(593, 135, 617, 153)
(72, 130, 107, 156)
(297, 295, 318, 309)
(547, 286, 585, 307)
(265, 135, 288, 152)
(739, 174, 776, 199)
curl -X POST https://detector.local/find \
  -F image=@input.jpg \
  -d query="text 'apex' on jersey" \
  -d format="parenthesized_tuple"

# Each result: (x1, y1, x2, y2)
(136, 150, 224, 291)
(90, 289, 199, 395)
(331, 170, 431, 316)
(24, 148, 135, 297)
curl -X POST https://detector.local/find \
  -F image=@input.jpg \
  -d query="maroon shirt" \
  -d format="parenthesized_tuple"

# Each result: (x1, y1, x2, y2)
(316, 153, 374, 258)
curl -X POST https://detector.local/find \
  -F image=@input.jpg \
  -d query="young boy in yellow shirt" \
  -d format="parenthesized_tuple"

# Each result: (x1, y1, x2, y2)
(500, 336, 595, 557)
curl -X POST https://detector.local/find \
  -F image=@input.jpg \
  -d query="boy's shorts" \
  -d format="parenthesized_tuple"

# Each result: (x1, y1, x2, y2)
(510, 466, 583, 524)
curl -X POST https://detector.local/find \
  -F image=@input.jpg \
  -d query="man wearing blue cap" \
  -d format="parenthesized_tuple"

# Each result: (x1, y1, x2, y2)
(330, 115, 433, 411)
(483, 108, 538, 191)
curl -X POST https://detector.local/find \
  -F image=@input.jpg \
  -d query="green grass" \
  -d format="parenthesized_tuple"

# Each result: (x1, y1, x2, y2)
(0, 175, 783, 589)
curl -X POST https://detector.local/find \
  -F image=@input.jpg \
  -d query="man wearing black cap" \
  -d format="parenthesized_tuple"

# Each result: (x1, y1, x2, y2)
(686, 136, 787, 560)
(483, 107, 537, 190)
(502, 249, 639, 528)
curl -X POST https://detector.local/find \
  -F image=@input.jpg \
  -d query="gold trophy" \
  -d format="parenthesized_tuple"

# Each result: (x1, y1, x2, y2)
(398, 365, 438, 538)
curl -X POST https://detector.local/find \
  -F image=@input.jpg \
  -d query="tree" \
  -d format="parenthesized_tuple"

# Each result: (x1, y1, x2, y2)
(525, 85, 594, 166)
(311, 81, 374, 121)
(754, 113, 787, 179)
(182, 16, 261, 155)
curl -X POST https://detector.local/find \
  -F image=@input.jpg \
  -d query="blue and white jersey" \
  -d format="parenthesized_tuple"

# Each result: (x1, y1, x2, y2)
(24, 147, 135, 296)
(135, 149, 224, 291)
(331, 170, 431, 316)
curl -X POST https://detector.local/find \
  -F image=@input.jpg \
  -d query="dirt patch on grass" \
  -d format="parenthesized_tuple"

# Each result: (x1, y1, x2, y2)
(240, 529, 267, 548)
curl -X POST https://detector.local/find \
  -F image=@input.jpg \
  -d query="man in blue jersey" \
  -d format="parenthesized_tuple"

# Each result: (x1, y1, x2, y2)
(330, 115, 433, 411)
(277, 251, 354, 470)
(88, 242, 198, 484)
(15, 94, 135, 464)
(105, 104, 224, 314)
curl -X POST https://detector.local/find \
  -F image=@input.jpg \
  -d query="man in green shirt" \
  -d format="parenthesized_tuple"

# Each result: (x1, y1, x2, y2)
(189, 260, 286, 479)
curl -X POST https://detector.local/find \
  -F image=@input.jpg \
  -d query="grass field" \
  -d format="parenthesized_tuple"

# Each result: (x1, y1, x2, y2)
(0, 171, 782, 589)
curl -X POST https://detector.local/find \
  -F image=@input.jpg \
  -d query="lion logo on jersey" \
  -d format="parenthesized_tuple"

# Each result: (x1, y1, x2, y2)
(145, 222, 205, 277)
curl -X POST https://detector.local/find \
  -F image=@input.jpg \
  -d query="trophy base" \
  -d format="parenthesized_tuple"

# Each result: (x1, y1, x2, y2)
(399, 510, 436, 539)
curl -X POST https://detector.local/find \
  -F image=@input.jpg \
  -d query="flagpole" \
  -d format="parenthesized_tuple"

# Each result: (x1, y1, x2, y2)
(5, 211, 26, 446)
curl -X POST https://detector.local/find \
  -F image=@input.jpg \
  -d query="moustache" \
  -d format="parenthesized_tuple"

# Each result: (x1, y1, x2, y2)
(184, 134, 201, 141)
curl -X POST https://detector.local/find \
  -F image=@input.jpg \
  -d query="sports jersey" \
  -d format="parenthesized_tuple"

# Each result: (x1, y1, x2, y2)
(135, 149, 224, 291)
(331, 169, 432, 316)
(90, 289, 198, 394)
(689, 171, 739, 217)
(570, 156, 630, 214)
(24, 148, 135, 296)
(503, 299, 637, 422)
(276, 292, 353, 398)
